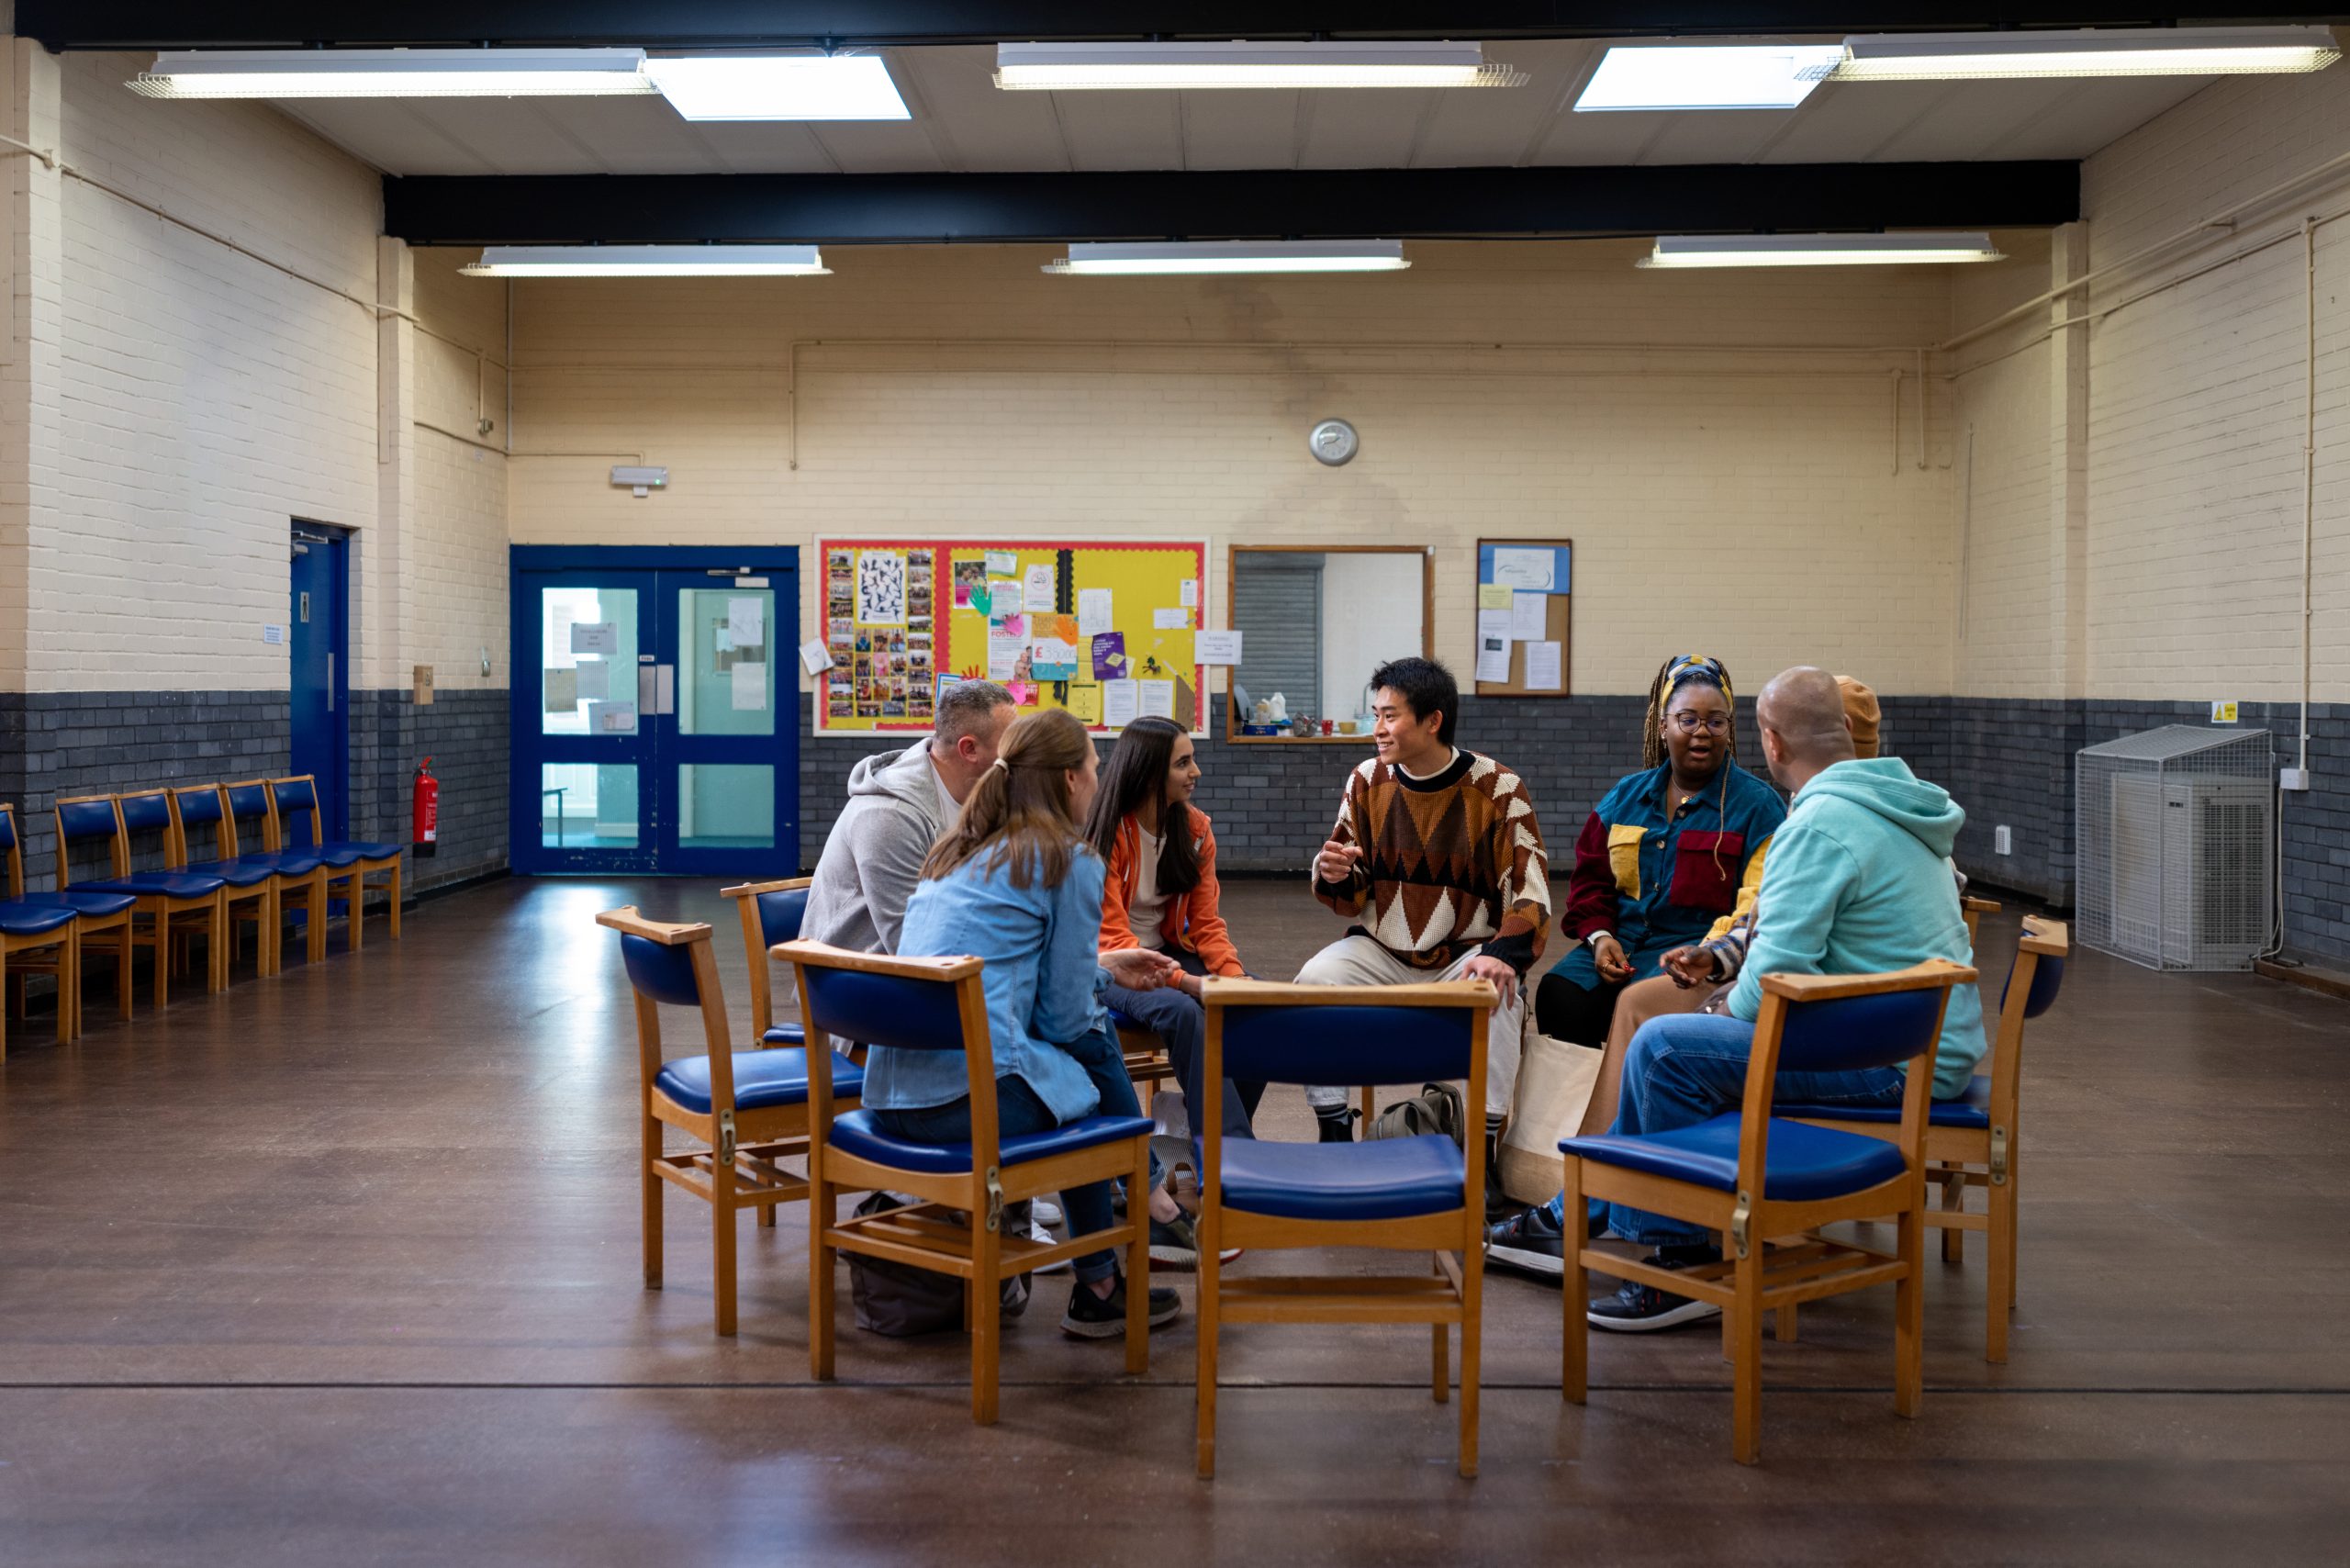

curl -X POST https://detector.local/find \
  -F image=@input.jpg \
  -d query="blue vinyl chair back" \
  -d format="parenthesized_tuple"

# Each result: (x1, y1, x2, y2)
(2003, 949, 2066, 1020)
(1219, 1002, 1474, 1087)
(800, 963, 969, 1055)
(1774, 987, 1946, 1075)
(756, 887, 809, 949)
(620, 934, 703, 1008)
(273, 779, 321, 850)
(174, 788, 225, 829)
(118, 791, 173, 854)
(0, 803, 14, 854)
(225, 784, 272, 848)
(57, 798, 121, 846)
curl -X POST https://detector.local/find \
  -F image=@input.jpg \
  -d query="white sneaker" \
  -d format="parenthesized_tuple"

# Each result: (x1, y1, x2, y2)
(1033, 1198, 1063, 1226)
(1027, 1215, 1071, 1273)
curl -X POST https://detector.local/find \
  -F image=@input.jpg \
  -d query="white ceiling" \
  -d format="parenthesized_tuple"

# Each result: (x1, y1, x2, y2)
(265, 39, 2218, 177)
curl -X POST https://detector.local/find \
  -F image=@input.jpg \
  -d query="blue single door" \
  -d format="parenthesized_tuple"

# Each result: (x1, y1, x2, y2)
(289, 523, 351, 839)
(510, 548, 798, 876)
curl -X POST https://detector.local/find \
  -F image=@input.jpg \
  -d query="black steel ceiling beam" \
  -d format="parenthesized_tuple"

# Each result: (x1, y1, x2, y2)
(24, 3, 2349, 50)
(382, 162, 2078, 246)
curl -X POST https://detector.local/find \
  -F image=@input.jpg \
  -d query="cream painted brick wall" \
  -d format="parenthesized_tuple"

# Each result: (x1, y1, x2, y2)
(409, 250, 509, 693)
(506, 240, 1961, 697)
(1952, 230, 2057, 699)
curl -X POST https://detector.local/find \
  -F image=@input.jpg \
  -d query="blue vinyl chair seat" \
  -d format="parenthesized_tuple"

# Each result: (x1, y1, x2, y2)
(828, 1107, 1153, 1176)
(79, 871, 226, 899)
(319, 839, 403, 864)
(653, 1047, 867, 1115)
(0, 900, 76, 937)
(760, 1023, 807, 1047)
(1562, 1114, 1910, 1203)
(1776, 1075, 1993, 1132)
(50, 890, 137, 919)
(1206, 1133, 1466, 1223)
(244, 850, 326, 877)
(183, 857, 278, 890)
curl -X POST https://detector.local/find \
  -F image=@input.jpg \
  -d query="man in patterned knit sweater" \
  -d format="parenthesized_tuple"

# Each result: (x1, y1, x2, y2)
(1296, 657, 1550, 1164)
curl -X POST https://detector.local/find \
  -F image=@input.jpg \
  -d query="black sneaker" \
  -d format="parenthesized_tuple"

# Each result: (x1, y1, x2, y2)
(1149, 1213, 1201, 1269)
(1484, 1204, 1570, 1280)
(1315, 1109, 1358, 1143)
(1060, 1275, 1183, 1338)
(1587, 1246, 1722, 1333)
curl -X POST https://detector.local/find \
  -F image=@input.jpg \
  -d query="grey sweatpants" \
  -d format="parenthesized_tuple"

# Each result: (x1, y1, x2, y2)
(1292, 935, 1525, 1121)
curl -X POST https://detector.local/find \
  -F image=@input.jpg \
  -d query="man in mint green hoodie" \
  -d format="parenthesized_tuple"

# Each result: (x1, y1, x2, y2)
(1586, 666, 1986, 1333)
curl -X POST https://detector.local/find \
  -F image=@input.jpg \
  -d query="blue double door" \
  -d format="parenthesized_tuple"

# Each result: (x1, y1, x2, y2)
(511, 548, 799, 876)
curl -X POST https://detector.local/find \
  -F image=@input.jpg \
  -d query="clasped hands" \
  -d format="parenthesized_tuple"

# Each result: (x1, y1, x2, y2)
(1099, 947, 1203, 999)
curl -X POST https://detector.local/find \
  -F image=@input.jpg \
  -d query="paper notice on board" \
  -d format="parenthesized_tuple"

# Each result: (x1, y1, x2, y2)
(1102, 679, 1139, 730)
(856, 554, 906, 625)
(716, 628, 734, 654)
(1068, 683, 1102, 724)
(1194, 630, 1243, 666)
(574, 660, 610, 701)
(1477, 584, 1513, 611)
(991, 581, 1024, 617)
(1137, 679, 1176, 721)
(1491, 547, 1556, 591)
(1510, 591, 1549, 640)
(728, 597, 766, 647)
(590, 700, 637, 734)
(1477, 608, 1513, 642)
(1475, 634, 1512, 685)
(732, 661, 769, 711)
(989, 634, 1025, 681)
(1524, 641, 1562, 691)
(543, 668, 578, 712)
(1078, 588, 1113, 638)
(1180, 578, 1198, 608)
(1153, 607, 1190, 629)
(797, 637, 832, 677)
(1024, 565, 1056, 614)
(570, 622, 618, 655)
(985, 550, 1018, 577)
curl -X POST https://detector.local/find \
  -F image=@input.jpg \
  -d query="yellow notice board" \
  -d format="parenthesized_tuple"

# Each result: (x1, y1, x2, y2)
(815, 537, 1208, 734)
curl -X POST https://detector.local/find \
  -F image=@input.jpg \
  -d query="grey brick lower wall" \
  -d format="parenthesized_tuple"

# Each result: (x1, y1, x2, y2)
(350, 689, 510, 894)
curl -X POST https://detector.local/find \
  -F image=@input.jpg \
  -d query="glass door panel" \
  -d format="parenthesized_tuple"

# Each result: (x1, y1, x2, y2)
(661, 578, 791, 873)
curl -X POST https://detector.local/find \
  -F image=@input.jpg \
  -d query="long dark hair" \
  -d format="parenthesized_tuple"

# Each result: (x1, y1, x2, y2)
(1081, 714, 1201, 896)
(922, 709, 1093, 890)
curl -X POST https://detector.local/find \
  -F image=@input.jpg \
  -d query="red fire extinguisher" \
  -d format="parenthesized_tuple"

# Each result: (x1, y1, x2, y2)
(412, 757, 440, 857)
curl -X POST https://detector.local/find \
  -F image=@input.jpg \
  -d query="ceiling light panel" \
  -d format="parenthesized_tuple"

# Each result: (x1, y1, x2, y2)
(1639, 233, 2005, 268)
(643, 54, 910, 119)
(1828, 27, 2341, 81)
(461, 246, 832, 277)
(1046, 241, 1410, 275)
(996, 41, 1524, 90)
(1575, 44, 1848, 111)
(127, 48, 656, 98)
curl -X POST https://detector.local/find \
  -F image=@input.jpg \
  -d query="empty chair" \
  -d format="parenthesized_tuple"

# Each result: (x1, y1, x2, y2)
(0, 804, 81, 1058)
(720, 877, 812, 1046)
(54, 792, 228, 1007)
(597, 906, 867, 1338)
(266, 775, 404, 948)
(0, 803, 132, 1041)
(779, 936, 1154, 1425)
(1781, 917, 2067, 1361)
(1194, 977, 1496, 1479)
(165, 784, 277, 981)
(223, 781, 330, 969)
(1561, 958, 1976, 1465)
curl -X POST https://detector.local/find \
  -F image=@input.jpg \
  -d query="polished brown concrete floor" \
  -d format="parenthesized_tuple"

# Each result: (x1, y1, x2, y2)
(4, 876, 2348, 1565)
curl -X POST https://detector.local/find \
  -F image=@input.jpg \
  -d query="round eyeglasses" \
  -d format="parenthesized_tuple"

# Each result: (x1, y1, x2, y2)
(1667, 713, 1731, 735)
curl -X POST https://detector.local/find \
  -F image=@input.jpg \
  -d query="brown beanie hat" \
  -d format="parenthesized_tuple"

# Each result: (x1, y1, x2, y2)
(1835, 676, 1882, 758)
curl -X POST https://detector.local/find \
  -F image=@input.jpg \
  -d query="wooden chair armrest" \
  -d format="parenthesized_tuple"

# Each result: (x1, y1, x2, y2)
(1755, 959, 1979, 1002)
(719, 877, 813, 901)
(1198, 977, 1498, 1009)
(595, 905, 711, 945)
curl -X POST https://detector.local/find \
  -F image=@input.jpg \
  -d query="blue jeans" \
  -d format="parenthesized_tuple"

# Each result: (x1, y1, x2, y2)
(1105, 949, 1264, 1140)
(873, 1055, 1125, 1284)
(1552, 1012, 1907, 1249)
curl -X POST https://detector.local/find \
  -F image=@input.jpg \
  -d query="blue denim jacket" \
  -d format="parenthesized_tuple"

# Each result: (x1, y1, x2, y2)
(866, 841, 1110, 1124)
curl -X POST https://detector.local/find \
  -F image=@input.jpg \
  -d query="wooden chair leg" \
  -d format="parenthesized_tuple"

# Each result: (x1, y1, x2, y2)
(1775, 1303, 1798, 1344)
(386, 861, 402, 940)
(209, 898, 229, 993)
(1196, 1198, 1220, 1478)
(1125, 1141, 1149, 1375)
(114, 933, 132, 1023)
(1986, 1175, 2018, 1363)
(1431, 1255, 1449, 1406)
(1460, 1238, 1483, 1480)
(971, 1204, 1002, 1425)
(346, 873, 364, 952)
(811, 1172, 837, 1381)
(757, 1188, 777, 1228)
(1894, 1204, 1925, 1418)
(1561, 1156, 1587, 1404)
(642, 1114, 664, 1289)
(308, 877, 328, 965)
(1, 949, 9, 1062)
(149, 913, 169, 1010)
(60, 936, 78, 1044)
(1940, 1170, 1966, 1263)
(711, 1154, 737, 1337)
(1731, 1248, 1764, 1466)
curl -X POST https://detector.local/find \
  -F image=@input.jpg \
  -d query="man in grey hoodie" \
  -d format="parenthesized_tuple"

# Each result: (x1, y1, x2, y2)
(801, 680, 1016, 956)
(1581, 666, 1986, 1333)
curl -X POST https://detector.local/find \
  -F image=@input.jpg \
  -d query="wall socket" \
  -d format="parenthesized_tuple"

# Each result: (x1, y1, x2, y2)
(1994, 824, 2013, 856)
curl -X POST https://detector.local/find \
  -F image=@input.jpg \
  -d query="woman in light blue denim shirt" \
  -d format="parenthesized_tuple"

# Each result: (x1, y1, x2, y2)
(878, 708, 1186, 1340)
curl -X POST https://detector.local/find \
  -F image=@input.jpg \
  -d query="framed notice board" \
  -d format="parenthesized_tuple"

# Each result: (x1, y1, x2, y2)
(814, 536, 1208, 735)
(1472, 539, 1572, 697)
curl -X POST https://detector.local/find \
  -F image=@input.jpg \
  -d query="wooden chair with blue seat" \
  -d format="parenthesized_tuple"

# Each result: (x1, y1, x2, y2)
(0, 805, 82, 1059)
(778, 937, 1156, 1425)
(1194, 977, 1496, 1480)
(719, 877, 813, 1049)
(163, 784, 279, 980)
(265, 775, 404, 949)
(223, 780, 330, 969)
(2, 801, 135, 1046)
(596, 906, 867, 1338)
(1781, 916, 2066, 1362)
(1561, 958, 1976, 1465)
(54, 792, 229, 1008)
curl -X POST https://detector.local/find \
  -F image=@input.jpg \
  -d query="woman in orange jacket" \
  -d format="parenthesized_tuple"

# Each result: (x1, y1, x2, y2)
(1082, 714, 1263, 1142)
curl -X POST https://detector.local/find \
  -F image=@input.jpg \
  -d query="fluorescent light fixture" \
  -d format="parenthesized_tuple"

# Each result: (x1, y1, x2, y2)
(460, 246, 831, 278)
(1639, 233, 2005, 268)
(1826, 27, 2340, 82)
(643, 53, 908, 119)
(1575, 44, 1848, 111)
(996, 41, 1524, 90)
(126, 48, 655, 99)
(1046, 241, 1410, 275)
